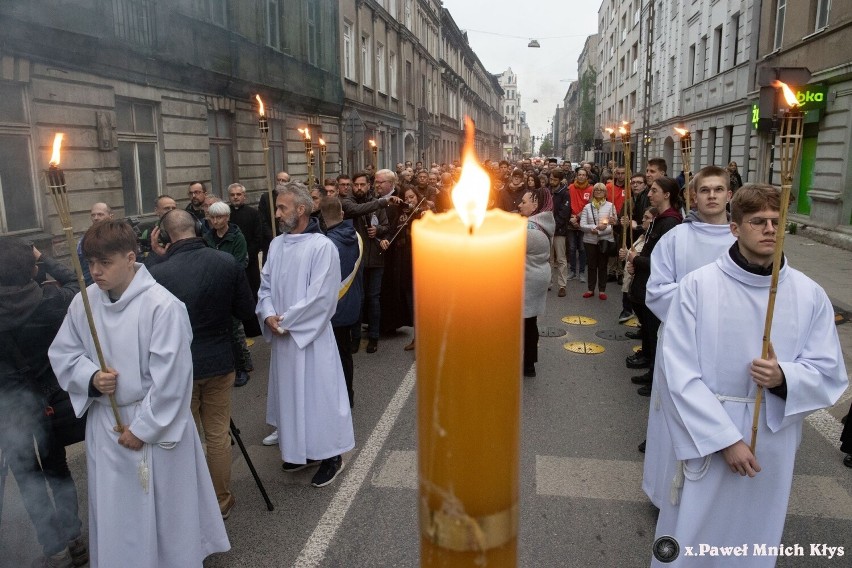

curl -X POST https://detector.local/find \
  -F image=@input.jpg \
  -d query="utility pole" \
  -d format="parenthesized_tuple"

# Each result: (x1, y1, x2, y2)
(640, 0, 656, 168)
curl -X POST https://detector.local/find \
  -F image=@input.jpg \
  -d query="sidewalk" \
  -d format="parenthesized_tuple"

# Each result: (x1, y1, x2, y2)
(784, 233, 852, 311)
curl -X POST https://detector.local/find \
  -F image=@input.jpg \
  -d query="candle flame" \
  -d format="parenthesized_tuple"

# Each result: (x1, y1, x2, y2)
(50, 133, 64, 166)
(773, 80, 800, 109)
(369, 139, 376, 148)
(319, 138, 326, 146)
(255, 94, 265, 116)
(451, 116, 490, 231)
(674, 127, 689, 137)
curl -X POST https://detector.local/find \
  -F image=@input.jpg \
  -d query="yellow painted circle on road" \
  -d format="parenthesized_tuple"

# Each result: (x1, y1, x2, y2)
(633, 345, 642, 353)
(561, 315, 598, 326)
(246, 338, 255, 348)
(622, 316, 640, 327)
(563, 341, 606, 354)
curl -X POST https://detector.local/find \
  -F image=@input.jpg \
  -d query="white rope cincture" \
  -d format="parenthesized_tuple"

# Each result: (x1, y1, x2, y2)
(139, 443, 149, 494)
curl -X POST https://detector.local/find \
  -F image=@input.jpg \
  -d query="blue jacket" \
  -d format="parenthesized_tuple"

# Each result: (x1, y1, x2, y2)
(325, 220, 364, 328)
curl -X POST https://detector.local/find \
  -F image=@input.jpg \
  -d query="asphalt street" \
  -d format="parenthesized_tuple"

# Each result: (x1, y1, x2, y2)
(1, 233, 851, 567)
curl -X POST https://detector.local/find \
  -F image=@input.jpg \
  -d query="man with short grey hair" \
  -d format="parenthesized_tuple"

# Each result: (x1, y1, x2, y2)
(77, 202, 113, 285)
(258, 182, 355, 487)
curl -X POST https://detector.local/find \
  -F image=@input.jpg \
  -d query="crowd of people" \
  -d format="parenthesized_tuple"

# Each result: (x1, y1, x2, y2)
(0, 151, 849, 567)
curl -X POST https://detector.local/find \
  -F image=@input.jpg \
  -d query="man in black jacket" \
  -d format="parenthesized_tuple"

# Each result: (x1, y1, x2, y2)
(549, 168, 571, 297)
(228, 183, 263, 332)
(342, 172, 400, 354)
(0, 238, 86, 567)
(148, 210, 254, 520)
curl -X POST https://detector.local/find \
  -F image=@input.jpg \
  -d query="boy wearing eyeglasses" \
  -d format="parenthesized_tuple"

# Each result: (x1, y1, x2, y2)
(649, 184, 847, 565)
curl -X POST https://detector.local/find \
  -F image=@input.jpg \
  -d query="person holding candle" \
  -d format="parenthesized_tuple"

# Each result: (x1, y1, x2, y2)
(518, 186, 555, 378)
(580, 183, 617, 300)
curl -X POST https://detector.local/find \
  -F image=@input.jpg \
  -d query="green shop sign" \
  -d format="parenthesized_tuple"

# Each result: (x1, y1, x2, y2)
(752, 84, 826, 129)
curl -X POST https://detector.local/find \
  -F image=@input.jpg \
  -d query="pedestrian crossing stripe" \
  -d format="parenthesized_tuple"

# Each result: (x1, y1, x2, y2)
(563, 341, 605, 354)
(561, 315, 597, 326)
(370, 452, 852, 520)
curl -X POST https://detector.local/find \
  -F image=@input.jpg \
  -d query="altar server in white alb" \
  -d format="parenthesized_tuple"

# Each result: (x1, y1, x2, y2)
(641, 165, 735, 508)
(49, 220, 229, 568)
(258, 182, 355, 488)
(651, 185, 847, 567)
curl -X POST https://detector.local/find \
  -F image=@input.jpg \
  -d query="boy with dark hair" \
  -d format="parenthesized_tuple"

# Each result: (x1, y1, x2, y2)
(49, 220, 229, 567)
(650, 184, 847, 565)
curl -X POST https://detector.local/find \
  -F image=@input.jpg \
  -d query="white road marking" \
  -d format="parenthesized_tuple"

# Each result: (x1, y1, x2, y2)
(293, 363, 417, 568)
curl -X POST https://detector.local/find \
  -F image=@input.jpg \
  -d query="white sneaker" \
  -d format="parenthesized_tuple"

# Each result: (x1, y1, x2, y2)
(262, 430, 279, 446)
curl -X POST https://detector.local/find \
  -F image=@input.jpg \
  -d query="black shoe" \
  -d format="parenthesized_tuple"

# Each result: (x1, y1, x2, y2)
(637, 384, 652, 397)
(366, 339, 378, 353)
(625, 329, 642, 340)
(351, 340, 360, 354)
(844, 454, 852, 468)
(626, 353, 650, 369)
(631, 372, 653, 385)
(523, 365, 536, 378)
(282, 459, 319, 473)
(234, 371, 250, 387)
(311, 456, 344, 487)
(618, 310, 633, 323)
(638, 440, 646, 453)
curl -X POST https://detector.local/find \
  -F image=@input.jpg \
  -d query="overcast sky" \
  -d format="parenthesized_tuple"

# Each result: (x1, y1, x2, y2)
(441, 0, 600, 140)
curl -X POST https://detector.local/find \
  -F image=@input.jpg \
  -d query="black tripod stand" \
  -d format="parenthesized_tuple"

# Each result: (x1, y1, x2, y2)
(230, 419, 274, 511)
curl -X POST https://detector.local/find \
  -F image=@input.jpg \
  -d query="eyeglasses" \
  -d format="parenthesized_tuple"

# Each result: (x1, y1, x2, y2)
(745, 217, 781, 229)
(276, 178, 289, 182)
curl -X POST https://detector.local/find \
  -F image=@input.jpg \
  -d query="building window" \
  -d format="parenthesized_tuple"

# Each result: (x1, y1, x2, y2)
(266, 0, 282, 50)
(268, 118, 286, 182)
(306, 0, 319, 66)
(774, 0, 786, 51)
(116, 99, 161, 216)
(377, 42, 386, 93)
(730, 13, 740, 66)
(203, 0, 227, 27)
(405, 60, 412, 101)
(343, 22, 354, 80)
(404, 1, 412, 29)
(207, 110, 234, 198)
(389, 0, 397, 19)
(112, 0, 157, 48)
(361, 35, 372, 87)
(712, 25, 723, 74)
(687, 44, 696, 86)
(389, 51, 398, 98)
(816, 0, 830, 31)
(0, 82, 38, 234)
(699, 36, 707, 80)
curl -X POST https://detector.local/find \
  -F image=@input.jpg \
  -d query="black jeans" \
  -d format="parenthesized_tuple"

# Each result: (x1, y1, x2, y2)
(523, 317, 539, 371)
(632, 301, 661, 368)
(333, 325, 355, 408)
(584, 242, 609, 293)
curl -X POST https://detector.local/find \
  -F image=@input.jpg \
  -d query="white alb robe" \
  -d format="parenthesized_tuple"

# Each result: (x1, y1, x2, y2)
(651, 253, 847, 567)
(48, 265, 229, 568)
(257, 232, 355, 464)
(642, 221, 735, 508)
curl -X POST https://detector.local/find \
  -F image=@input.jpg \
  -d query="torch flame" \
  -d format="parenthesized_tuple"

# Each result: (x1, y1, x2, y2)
(674, 127, 689, 137)
(255, 95, 265, 116)
(319, 138, 326, 146)
(618, 126, 627, 135)
(605, 128, 614, 135)
(773, 80, 800, 109)
(369, 139, 376, 148)
(451, 116, 490, 231)
(50, 133, 64, 166)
